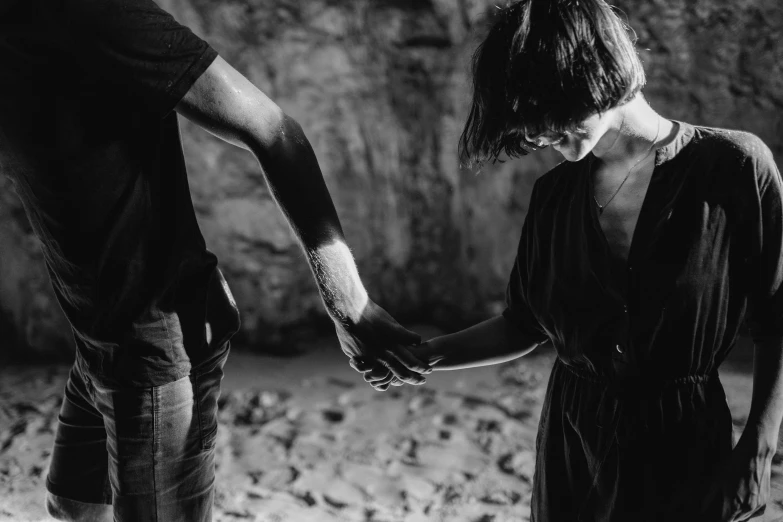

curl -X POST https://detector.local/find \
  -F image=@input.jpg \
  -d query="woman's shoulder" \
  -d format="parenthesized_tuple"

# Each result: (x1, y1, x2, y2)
(686, 123, 780, 199)
(688, 124, 775, 166)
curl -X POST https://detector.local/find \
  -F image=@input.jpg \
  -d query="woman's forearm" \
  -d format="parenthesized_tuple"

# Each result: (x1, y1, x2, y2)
(427, 315, 542, 371)
(744, 335, 783, 457)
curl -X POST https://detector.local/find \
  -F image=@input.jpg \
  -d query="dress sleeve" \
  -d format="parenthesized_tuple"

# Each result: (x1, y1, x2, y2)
(502, 179, 550, 344)
(745, 139, 783, 342)
(57, 0, 219, 117)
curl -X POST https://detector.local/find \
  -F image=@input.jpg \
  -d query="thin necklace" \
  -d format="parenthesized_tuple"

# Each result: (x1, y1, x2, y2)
(593, 116, 662, 215)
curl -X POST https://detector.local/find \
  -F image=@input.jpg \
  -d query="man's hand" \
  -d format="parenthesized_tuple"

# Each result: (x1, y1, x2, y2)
(350, 361, 405, 391)
(703, 433, 772, 521)
(352, 339, 445, 391)
(337, 299, 432, 391)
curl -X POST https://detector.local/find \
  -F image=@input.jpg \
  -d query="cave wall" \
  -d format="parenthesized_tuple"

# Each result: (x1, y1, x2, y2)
(1, 0, 781, 357)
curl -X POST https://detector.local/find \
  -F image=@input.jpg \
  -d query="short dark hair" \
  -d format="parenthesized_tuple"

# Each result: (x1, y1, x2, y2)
(459, 0, 646, 167)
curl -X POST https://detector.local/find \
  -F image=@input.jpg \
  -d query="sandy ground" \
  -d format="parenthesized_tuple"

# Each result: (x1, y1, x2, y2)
(1, 328, 782, 522)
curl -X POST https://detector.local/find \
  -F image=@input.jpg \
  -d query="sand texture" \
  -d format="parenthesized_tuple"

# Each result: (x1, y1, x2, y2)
(1, 339, 782, 522)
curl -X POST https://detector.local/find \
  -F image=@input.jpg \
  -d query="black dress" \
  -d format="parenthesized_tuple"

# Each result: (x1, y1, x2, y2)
(503, 122, 783, 521)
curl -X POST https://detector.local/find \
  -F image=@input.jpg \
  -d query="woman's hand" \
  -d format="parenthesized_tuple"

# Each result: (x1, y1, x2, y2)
(407, 340, 447, 368)
(350, 338, 445, 391)
(703, 432, 774, 521)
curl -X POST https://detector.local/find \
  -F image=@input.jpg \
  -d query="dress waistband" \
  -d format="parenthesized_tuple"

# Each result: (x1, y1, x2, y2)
(557, 358, 722, 444)
(560, 359, 719, 396)
(557, 359, 724, 521)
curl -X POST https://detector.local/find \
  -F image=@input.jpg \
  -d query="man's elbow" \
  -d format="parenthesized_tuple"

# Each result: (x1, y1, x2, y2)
(244, 111, 308, 161)
(175, 54, 294, 153)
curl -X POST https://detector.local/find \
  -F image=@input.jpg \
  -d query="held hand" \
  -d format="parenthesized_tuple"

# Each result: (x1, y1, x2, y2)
(351, 340, 445, 391)
(407, 341, 446, 368)
(703, 434, 773, 521)
(334, 298, 431, 390)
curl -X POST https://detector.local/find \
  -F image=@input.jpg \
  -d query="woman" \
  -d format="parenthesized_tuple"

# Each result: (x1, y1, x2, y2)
(355, 0, 783, 520)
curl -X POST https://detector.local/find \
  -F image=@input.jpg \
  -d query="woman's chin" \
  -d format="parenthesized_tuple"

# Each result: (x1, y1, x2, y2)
(554, 143, 589, 162)
(553, 144, 575, 161)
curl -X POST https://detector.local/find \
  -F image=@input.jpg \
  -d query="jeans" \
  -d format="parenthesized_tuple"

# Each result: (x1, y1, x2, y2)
(45, 343, 229, 522)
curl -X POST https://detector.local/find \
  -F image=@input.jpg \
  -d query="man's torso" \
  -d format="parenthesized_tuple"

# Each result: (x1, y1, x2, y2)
(0, 0, 240, 386)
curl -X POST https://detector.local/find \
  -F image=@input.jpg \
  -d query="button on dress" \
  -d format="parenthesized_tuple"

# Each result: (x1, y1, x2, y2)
(503, 122, 783, 521)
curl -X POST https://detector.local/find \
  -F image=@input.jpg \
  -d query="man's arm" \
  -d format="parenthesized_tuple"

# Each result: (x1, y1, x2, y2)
(174, 56, 429, 384)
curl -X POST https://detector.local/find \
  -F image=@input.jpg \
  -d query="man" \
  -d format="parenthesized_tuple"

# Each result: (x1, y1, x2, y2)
(0, 0, 430, 520)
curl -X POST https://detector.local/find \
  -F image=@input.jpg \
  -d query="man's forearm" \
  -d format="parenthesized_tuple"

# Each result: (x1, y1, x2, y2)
(247, 114, 344, 248)
(428, 315, 541, 371)
(247, 115, 366, 323)
(744, 335, 783, 456)
(174, 56, 366, 324)
(305, 242, 368, 324)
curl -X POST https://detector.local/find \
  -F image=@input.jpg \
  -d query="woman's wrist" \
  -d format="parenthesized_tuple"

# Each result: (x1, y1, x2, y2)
(739, 423, 779, 459)
(424, 337, 448, 368)
(409, 338, 448, 369)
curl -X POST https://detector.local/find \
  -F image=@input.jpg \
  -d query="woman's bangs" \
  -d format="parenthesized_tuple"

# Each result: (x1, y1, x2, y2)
(512, 92, 592, 138)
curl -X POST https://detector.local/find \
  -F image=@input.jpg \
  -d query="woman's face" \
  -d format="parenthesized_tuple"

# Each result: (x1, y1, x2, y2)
(526, 108, 620, 162)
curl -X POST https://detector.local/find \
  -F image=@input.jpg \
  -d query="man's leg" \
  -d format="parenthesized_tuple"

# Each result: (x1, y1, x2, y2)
(90, 350, 228, 522)
(45, 361, 114, 522)
(45, 493, 112, 522)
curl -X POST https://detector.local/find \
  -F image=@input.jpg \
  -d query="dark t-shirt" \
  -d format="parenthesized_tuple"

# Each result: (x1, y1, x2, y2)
(0, 0, 241, 386)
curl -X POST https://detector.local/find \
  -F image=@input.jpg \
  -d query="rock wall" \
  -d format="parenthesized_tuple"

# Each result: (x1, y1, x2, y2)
(1, 0, 781, 358)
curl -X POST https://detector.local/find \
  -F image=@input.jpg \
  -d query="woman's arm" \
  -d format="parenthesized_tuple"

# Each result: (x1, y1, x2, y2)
(745, 335, 783, 456)
(713, 138, 783, 520)
(410, 315, 544, 371)
(709, 335, 783, 520)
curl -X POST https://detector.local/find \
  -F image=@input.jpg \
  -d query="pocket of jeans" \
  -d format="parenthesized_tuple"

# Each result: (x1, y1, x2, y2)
(193, 363, 224, 451)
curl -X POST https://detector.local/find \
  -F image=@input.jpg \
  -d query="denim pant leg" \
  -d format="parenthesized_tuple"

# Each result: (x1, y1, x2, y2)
(46, 360, 113, 505)
(90, 351, 228, 522)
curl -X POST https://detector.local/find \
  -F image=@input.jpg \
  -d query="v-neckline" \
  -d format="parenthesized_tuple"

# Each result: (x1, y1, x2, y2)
(584, 120, 689, 270)
(586, 153, 657, 269)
